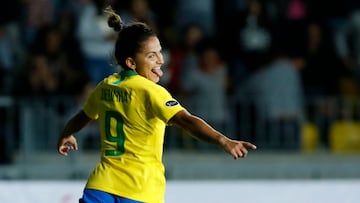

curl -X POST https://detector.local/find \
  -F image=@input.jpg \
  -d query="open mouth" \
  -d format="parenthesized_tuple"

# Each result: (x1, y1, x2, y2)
(151, 67, 163, 77)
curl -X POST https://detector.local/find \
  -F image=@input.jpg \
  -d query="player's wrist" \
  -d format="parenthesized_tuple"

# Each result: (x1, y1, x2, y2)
(217, 135, 228, 147)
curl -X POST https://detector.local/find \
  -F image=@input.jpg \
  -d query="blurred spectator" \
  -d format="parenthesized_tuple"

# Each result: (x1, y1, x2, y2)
(12, 53, 59, 97)
(237, 47, 306, 150)
(120, 0, 158, 32)
(0, 25, 16, 94)
(0, 0, 23, 95)
(175, 0, 215, 35)
(0, 0, 22, 164)
(286, 0, 307, 21)
(75, 0, 117, 85)
(333, 9, 360, 95)
(21, 0, 55, 47)
(239, 0, 272, 54)
(225, 0, 274, 94)
(30, 25, 90, 97)
(214, 0, 275, 95)
(180, 38, 230, 150)
(238, 0, 272, 72)
(166, 23, 206, 95)
(301, 21, 345, 98)
(31, 26, 67, 88)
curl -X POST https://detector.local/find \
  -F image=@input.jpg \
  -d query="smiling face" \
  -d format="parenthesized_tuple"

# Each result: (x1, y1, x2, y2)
(131, 36, 164, 83)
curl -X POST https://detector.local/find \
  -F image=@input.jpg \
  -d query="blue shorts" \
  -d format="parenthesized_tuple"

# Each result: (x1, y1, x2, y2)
(80, 189, 144, 203)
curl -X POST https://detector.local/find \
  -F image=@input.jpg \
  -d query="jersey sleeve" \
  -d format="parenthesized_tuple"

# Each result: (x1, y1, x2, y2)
(149, 86, 185, 123)
(83, 87, 100, 120)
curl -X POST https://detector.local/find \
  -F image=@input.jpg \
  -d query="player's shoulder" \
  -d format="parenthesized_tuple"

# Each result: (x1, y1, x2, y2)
(101, 72, 171, 95)
(130, 75, 168, 90)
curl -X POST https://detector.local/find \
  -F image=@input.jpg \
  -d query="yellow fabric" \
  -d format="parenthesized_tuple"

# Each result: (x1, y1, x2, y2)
(82, 71, 184, 203)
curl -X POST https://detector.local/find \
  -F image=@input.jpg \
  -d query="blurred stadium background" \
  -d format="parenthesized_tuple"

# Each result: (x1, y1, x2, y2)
(1, 0, 360, 202)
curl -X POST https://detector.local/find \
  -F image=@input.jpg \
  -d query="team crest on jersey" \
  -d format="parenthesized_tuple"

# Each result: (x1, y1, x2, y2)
(165, 100, 179, 106)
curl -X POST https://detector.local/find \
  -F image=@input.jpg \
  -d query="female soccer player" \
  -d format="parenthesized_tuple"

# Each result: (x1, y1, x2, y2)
(57, 7, 256, 203)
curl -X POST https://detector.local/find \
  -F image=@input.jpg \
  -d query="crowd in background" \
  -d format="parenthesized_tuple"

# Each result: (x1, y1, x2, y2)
(1, 0, 360, 160)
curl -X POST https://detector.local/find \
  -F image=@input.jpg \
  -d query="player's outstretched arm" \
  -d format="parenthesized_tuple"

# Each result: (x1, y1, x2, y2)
(168, 110, 256, 159)
(57, 110, 92, 156)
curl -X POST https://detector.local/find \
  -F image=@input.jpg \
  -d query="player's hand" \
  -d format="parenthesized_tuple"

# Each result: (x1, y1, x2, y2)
(220, 137, 257, 159)
(57, 135, 78, 156)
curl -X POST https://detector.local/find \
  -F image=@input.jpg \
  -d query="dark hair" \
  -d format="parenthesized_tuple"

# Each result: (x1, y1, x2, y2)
(105, 6, 156, 70)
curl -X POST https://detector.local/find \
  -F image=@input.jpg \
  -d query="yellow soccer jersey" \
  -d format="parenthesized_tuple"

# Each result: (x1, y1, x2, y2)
(82, 70, 185, 203)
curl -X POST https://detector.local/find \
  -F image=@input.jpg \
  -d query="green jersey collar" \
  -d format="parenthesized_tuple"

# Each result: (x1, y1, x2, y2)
(112, 70, 138, 85)
(120, 70, 138, 78)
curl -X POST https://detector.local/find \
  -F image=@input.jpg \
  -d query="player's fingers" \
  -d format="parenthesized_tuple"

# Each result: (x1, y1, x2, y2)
(59, 146, 70, 156)
(230, 148, 239, 160)
(240, 146, 248, 158)
(233, 148, 244, 159)
(68, 136, 78, 150)
(73, 142, 78, 150)
(243, 142, 257, 150)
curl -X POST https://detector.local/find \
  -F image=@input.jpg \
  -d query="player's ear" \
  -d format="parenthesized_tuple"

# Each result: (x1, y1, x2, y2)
(125, 57, 136, 70)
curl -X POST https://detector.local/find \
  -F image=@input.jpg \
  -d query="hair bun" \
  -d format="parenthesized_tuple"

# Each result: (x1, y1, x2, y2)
(108, 15, 121, 31)
(105, 6, 123, 32)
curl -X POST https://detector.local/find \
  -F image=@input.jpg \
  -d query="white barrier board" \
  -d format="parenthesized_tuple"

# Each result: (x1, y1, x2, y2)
(0, 179, 358, 203)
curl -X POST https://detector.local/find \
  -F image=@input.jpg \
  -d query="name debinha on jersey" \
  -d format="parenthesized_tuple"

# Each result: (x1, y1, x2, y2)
(101, 88, 131, 103)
